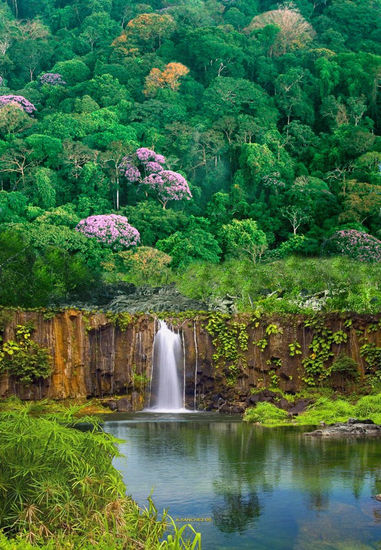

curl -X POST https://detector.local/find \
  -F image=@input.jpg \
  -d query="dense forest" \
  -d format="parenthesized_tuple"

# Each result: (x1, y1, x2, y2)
(0, 0, 380, 311)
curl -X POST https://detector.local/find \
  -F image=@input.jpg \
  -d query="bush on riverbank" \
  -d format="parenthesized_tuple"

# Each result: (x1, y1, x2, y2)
(244, 393, 381, 426)
(0, 407, 201, 550)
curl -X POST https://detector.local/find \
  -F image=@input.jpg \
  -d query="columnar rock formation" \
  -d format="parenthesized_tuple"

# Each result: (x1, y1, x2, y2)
(0, 310, 380, 410)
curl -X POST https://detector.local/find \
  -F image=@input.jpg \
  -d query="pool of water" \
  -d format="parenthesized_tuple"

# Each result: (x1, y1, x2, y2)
(103, 413, 381, 550)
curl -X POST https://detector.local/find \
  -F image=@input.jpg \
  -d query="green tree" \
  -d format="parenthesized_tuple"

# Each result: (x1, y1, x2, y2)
(220, 219, 268, 262)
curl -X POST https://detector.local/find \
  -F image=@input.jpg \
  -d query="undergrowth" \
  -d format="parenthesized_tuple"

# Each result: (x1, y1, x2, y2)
(0, 406, 201, 550)
(244, 392, 381, 426)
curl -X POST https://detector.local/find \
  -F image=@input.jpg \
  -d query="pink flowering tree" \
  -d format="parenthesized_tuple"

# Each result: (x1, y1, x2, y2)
(328, 230, 381, 262)
(0, 95, 36, 115)
(75, 214, 140, 249)
(119, 147, 191, 209)
(40, 73, 66, 86)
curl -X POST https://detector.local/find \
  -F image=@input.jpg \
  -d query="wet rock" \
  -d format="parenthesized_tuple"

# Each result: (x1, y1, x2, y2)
(347, 417, 374, 425)
(305, 419, 381, 437)
(116, 397, 133, 412)
(246, 390, 280, 406)
(104, 399, 118, 411)
(278, 397, 291, 410)
(106, 284, 207, 313)
(375, 495, 381, 502)
(288, 399, 312, 416)
(219, 402, 244, 414)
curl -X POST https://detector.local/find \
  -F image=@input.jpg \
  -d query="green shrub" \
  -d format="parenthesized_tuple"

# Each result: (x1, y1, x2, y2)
(355, 394, 381, 423)
(176, 256, 381, 313)
(294, 397, 355, 425)
(0, 408, 201, 550)
(0, 325, 52, 384)
(243, 402, 289, 425)
(330, 355, 359, 377)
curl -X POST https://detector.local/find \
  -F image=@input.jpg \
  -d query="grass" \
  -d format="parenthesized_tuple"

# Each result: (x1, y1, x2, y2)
(243, 402, 289, 425)
(243, 392, 381, 427)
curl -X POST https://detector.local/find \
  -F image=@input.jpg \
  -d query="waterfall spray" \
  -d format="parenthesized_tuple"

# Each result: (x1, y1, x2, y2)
(147, 321, 185, 412)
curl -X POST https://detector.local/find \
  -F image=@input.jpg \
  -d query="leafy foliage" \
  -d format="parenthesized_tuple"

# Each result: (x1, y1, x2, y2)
(243, 403, 289, 425)
(0, 324, 51, 383)
(0, 0, 379, 308)
(0, 408, 201, 549)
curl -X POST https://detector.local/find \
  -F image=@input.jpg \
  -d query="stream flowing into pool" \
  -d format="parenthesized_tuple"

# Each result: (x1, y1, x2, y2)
(104, 413, 381, 550)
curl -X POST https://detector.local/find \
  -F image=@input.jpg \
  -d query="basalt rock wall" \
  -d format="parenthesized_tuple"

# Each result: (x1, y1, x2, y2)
(0, 310, 380, 410)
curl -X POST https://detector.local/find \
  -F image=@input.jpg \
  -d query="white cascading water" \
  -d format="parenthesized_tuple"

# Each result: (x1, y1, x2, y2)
(148, 321, 186, 412)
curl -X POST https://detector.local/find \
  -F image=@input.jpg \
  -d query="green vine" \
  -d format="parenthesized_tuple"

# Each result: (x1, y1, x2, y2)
(205, 313, 249, 380)
(0, 324, 52, 384)
(254, 338, 268, 352)
(106, 312, 133, 331)
(288, 342, 302, 357)
(265, 323, 283, 336)
(360, 343, 381, 370)
(302, 318, 348, 385)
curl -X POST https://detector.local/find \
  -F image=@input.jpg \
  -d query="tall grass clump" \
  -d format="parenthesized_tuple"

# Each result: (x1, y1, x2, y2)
(355, 394, 381, 424)
(0, 407, 201, 549)
(243, 402, 289, 425)
(294, 397, 355, 425)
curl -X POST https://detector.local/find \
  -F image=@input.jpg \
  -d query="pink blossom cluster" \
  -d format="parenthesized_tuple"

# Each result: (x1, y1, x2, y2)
(136, 147, 166, 164)
(119, 158, 141, 182)
(330, 230, 381, 262)
(144, 160, 163, 173)
(75, 214, 140, 248)
(0, 95, 36, 114)
(143, 170, 192, 206)
(119, 147, 191, 207)
(40, 72, 66, 86)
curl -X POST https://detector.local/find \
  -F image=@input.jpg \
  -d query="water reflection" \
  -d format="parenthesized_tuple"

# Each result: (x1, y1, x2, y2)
(104, 415, 381, 550)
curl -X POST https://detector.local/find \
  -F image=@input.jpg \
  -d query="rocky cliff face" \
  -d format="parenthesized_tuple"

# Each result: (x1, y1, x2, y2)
(0, 310, 380, 410)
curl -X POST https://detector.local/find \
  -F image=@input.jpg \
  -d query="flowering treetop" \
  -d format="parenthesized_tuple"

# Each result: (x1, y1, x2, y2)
(329, 229, 381, 262)
(143, 170, 191, 208)
(75, 214, 140, 248)
(119, 147, 191, 208)
(0, 95, 36, 115)
(40, 73, 66, 86)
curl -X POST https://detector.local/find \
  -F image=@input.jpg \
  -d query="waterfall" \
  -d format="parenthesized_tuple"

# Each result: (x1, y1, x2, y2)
(147, 321, 186, 412)
(193, 322, 198, 411)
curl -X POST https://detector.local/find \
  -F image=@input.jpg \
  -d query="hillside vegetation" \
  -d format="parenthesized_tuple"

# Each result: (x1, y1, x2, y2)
(0, 0, 379, 310)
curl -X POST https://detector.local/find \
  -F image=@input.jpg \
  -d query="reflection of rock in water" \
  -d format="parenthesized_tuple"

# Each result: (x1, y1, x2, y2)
(212, 488, 261, 534)
(294, 503, 377, 550)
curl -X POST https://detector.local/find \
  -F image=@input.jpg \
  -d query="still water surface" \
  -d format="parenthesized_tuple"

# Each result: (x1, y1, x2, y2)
(104, 413, 381, 550)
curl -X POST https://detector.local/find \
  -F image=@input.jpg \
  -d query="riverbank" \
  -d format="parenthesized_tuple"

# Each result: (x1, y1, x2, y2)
(243, 390, 381, 427)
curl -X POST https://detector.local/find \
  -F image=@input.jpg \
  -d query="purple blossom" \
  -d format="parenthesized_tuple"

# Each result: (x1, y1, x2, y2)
(75, 214, 140, 248)
(119, 147, 190, 208)
(329, 230, 381, 262)
(39, 72, 66, 86)
(0, 95, 36, 115)
(155, 154, 166, 164)
(136, 147, 157, 162)
(136, 147, 166, 165)
(119, 157, 141, 183)
(143, 170, 192, 207)
(144, 161, 163, 173)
